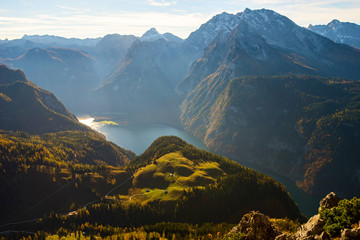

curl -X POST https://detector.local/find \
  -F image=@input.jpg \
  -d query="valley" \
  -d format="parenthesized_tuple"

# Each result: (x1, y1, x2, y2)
(78, 114, 320, 217)
(1, 4, 360, 239)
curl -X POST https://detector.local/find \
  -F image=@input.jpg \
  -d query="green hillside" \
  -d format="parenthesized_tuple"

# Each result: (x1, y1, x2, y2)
(0, 64, 139, 226)
(181, 75, 360, 198)
(0, 130, 135, 224)
(29, 136, 305, 235)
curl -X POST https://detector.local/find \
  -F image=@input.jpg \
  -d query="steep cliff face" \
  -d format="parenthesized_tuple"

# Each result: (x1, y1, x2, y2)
(181, 75, 360, 198)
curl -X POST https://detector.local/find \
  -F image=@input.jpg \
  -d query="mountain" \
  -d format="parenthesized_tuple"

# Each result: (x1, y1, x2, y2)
(183, 11, 242, 58)
(140, 28, 183, 43)
(0, 65, 135, 223)
(0, 129, 135, 224)
(92, 38, 188, 124)
(308, 20, 360, 49)
(179, 9, 360, 198)
(93, 34, 137, 79)
(0, 35, 100, 60)
(17, 136, 303, 234)
(181, 74, 360, 199)
(0, 64, 92, 134)
(21, 34, 100, 47)
(178, 8, 360, 96)
(1, 47, 99, 111)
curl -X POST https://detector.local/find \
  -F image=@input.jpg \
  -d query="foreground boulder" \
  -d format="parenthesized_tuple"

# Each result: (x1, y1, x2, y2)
(226, 211, 279, 240)
(318, 192, 340, 211)
(293, 193, 340, 239)
(293, 214, 324, 239)
(223, 192, 360, 239)
(340, 224, 360, 240)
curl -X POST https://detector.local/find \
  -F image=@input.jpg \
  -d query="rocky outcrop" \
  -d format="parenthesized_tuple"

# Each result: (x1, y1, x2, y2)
(223, 193, 360, 240)
(340, 224, 360, 240)
(293, 193, 340, 240)
(227, 211, 279, 240)
(318, 231, 331, 240)
(275, 233, 294, 240)
(318, 192, 340, 211)
(294, 214, 325, 239)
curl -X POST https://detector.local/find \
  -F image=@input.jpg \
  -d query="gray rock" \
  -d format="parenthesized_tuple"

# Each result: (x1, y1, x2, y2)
(340, 225, 360, 240)
(294, 214, 324, 240)
(316, 231, 331, 240)
(275, 233, 295, 240)
(228, 211, 279, 240)
(319, 192, 340, 211)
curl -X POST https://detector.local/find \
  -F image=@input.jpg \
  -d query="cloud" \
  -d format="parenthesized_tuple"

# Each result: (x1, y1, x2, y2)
(1, 0, 359, 40)
(57, 5, 80, 11)
(56, 5, 84, 14)
(0, 11, 213, 40)
(147, 0, 177, 7)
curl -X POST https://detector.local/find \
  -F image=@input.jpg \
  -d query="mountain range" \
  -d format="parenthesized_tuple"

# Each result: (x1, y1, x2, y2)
(0, 65, 305, 233)
(1, 7, 360, 238)
(309, 19, 360, 49)
(2, 48, 99, 111)
(1, 8, 359, 198)
(178, 9, 360, 95)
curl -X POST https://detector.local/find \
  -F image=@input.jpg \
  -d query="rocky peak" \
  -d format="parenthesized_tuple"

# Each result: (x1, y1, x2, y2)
(308, 19, 360, 48)
(319, 192, 340, 211)
(141, 28, 162, 41)
(140, 28, 182, 43)
(328, 19, 340, 28)
(185, 8, 321, 58)
(142, 28, 160, 37)
(227, 211, 279, 240)
(238, 8, 289, 26)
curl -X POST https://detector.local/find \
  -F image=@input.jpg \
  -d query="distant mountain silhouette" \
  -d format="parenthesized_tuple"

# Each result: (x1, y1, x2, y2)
(2, 47, 99, 111)
(0, 64, 89, 134)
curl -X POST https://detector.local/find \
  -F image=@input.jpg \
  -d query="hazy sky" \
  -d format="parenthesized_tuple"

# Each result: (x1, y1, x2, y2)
(1, 0, 360, 40)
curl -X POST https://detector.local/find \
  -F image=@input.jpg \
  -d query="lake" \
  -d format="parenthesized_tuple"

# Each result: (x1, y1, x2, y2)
(79, 116, 319, 217)
(78, 117, 207, 154)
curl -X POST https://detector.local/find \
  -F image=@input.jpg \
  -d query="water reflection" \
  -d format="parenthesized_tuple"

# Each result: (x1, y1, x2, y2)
(78, 117, 207, 155)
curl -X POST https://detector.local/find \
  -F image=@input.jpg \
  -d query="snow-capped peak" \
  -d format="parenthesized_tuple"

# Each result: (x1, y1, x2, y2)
(308, 19, 360, 48)
(186, 8, 298, 51)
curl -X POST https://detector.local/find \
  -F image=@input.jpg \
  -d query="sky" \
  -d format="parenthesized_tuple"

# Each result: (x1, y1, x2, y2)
(1, 0, 360, 40)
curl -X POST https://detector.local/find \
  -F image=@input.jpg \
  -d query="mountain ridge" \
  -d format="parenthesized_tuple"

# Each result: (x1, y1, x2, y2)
(181, 74, 360, 199)
(140, 28, 183, 43)
(309, 19, 360, 49)
(179, 8, 360, 96)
